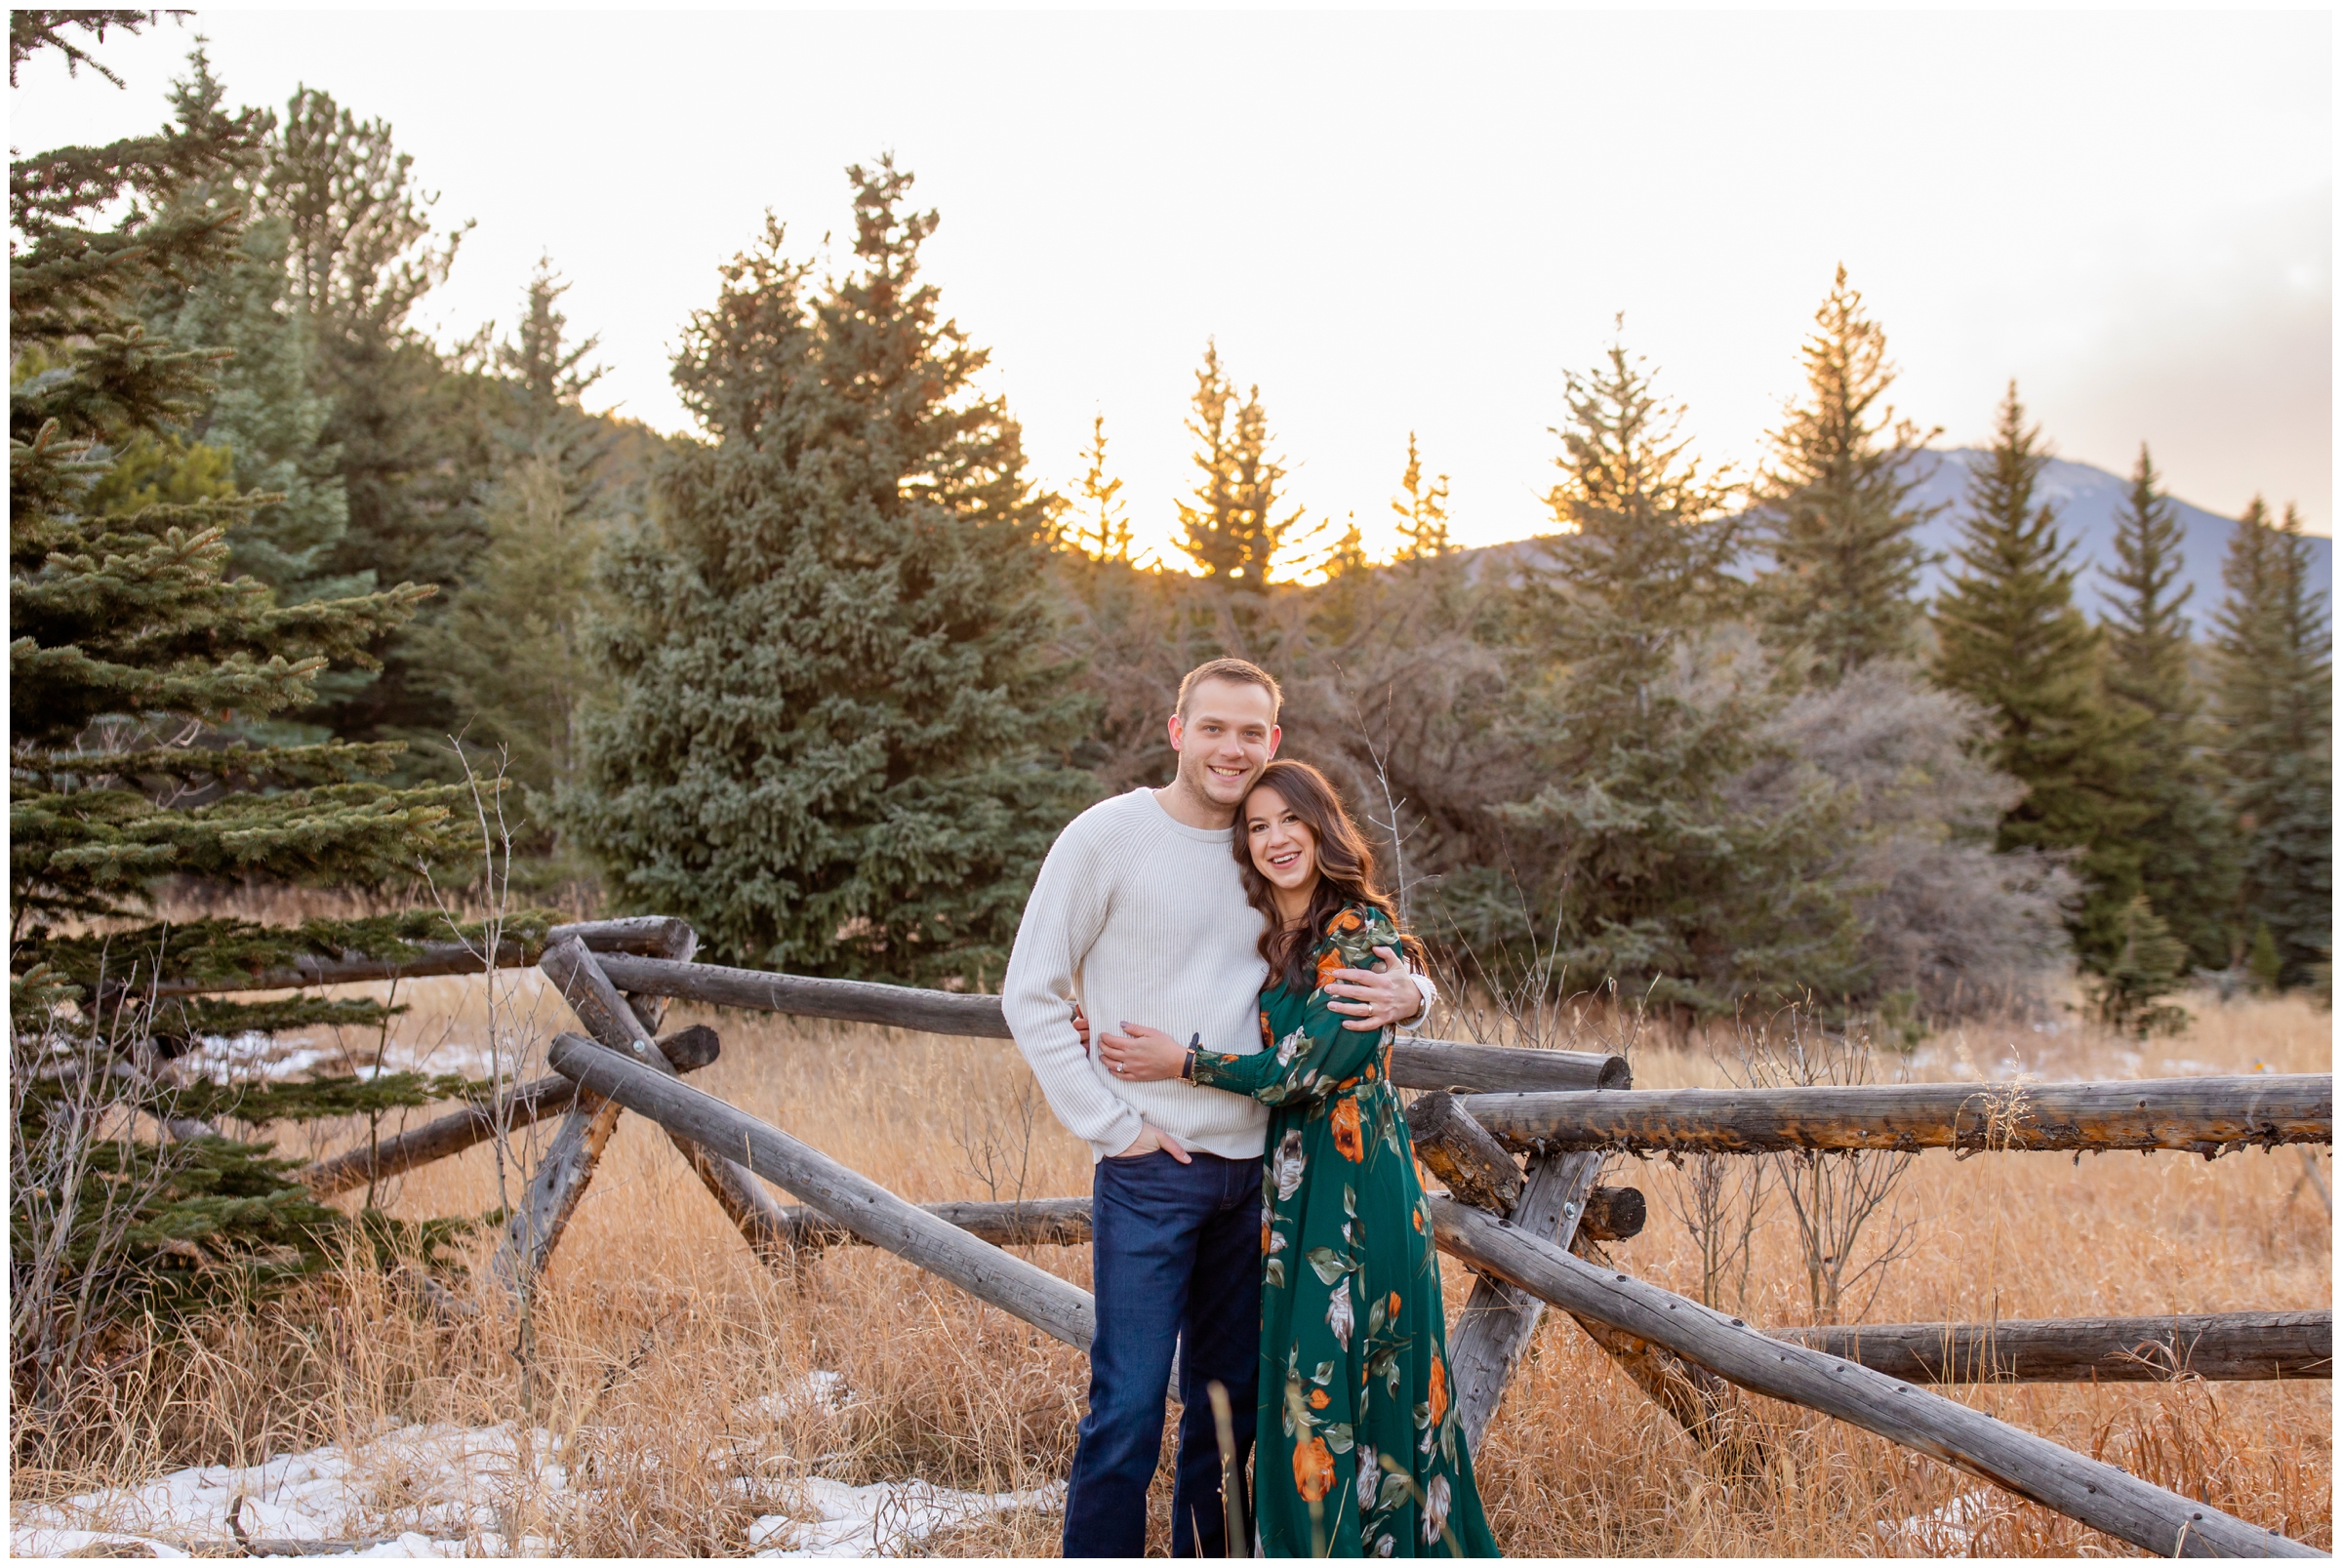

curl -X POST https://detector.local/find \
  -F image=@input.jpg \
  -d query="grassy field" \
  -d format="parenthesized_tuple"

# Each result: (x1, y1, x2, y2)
(12, 961, 2332, 1556)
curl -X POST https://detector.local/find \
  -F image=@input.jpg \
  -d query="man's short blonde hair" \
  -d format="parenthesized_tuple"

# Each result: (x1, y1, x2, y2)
(1175, 658, 1282, 723)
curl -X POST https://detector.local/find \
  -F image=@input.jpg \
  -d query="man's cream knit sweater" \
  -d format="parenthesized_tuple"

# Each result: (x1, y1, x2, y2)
(1002, 787, 1277, 1162)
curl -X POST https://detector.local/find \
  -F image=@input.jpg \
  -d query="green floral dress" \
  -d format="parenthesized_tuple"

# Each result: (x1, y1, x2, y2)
(1191, 903, 1500, 1558)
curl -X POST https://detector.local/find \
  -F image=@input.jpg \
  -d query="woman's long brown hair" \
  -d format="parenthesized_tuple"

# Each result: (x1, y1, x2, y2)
(1234, 759, 1424, 994)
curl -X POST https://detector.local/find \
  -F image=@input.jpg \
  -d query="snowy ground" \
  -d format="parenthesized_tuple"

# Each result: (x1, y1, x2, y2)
(11, 1374, 1063, 1559)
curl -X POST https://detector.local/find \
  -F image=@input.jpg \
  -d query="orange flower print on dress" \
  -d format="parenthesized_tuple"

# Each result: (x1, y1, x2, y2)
(1308, 1387, 1330, 1410)
(1313, 947, 1343, 991)
(1293, 1436, 1335, 1503)
(1331, 1097, 1364, 1161)
(1260, 1010, 1273, 1047)
(1263, 1217, 1272, 1256)
(1389, 1291, 1401, 1318)
(1332, 907, 1366, 935)
(1428, 1355, 1449, 1427)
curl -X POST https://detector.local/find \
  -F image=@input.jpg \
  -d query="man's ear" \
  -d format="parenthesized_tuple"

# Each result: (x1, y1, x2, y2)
(1167, 712, 1186, 753)
(1266, 723, 1282, 759)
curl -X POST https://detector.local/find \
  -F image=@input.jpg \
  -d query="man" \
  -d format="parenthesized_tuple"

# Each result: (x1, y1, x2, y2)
(1002, 658, 1432, 1557)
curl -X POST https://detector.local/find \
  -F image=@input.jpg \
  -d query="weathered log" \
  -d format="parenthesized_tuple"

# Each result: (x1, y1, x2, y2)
(1578, 1184, 1646, 1243)
(752, 1188, 1647, 1254)
(1463, 1075, 2333, 1157)
(1445, 1149, 1600, 1453)
(1427, 1195, 2317, 1557)
(775, 1196, 1094, 1251)
(489, 1022, 729, 1292)
(1409, 1091, 1524, 1213)
(545, 1033, 1096, 1349)
(1774, 1310, 2332, 1385)
(595, 952, 1011, 1035)
(1559, 1230, 1769, 1476)
(1391, 1036, 1630, 1093)
(586, 954, 1626, 1091)
(300, 1024, 720, 1197)
(537, 941, 796, 1264)
(141, 915, 698, 998)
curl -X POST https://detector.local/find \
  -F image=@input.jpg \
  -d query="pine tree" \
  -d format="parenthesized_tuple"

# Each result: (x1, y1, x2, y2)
(1174, 342, 1312, 588)
(2211, 500, 2332, 988)
(10, 34, 490, 1398)
(562, 162, 1096, 982)
(116, 206, 359, 610)
(1391, 432, 1453, 562)
(418, 264, 619, 812)
(1070, 411, 1136, 563)
(256, 87, 494, 758)
(2098, 444, 2237, 966)
(1931, 384, 2144, 968)
(1463, 333, 1860, 1012)
(1753, 266, 1938, 677)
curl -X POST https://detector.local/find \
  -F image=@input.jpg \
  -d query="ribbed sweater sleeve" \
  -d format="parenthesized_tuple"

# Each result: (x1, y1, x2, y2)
(1000, 811, 1145, 1159)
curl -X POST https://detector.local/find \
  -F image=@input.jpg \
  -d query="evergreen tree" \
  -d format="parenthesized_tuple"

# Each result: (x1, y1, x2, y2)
(562, 162, 1096, 982)
(2211, 500, 2332, 988)
(1070, 411, 1136, 563)
(1458, 333, 1860, 1012)
(1753, 265, 1938, 677)
(256, 87, 495, 758)
(1173, 342, 1312, 588)
(114, 206, 360, 610)
(2098, 443, 2237, 966)
(416, 265, 623, 824)
(1391, 432, 1453, 562)
(1931, 384, 2144, 968)
(10, 35, 489, 1404)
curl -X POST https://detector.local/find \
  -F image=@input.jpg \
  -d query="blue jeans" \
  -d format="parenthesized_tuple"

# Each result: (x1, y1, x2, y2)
(1062, 1148, 1262, 1558)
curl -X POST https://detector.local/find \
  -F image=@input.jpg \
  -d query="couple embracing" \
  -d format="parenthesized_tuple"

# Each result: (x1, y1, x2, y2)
(1002, 659, 1499, 1558)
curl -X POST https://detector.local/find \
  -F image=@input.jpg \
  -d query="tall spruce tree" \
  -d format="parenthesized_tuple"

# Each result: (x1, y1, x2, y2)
(1465, 334, 1859, 1012)
(2098, 444, 2237, 967)
(418, 263, 619, 809)
(1753, 266, 1938, 677)
(1932, 385, 2144, 967)
(562, 163, 1095, 982)
(2210, 499, 2332, 988)
(1173, 342, 1312, 588)
(256, 88, 494, 759)
(10, 31, 494, 1399)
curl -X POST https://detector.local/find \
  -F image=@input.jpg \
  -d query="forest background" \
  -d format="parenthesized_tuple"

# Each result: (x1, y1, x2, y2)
(7, 12, 2331, 1404)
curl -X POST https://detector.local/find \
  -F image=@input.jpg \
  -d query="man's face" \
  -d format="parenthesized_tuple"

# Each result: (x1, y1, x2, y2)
(1168, 679, 1281, 809)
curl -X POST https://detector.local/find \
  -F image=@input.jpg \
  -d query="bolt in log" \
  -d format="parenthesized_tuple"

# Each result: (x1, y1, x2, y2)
(1428, 1195, 2319, 1558)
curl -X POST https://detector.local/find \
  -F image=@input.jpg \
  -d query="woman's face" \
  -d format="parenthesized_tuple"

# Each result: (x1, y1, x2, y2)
(1245, 785, 1319, 898)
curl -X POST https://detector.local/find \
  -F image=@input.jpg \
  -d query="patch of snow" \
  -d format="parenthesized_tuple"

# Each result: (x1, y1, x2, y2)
(187, 1030, 344, 1083)
(13, 1379, 1065, 1559)
(749, 1476, 1067, 1557)
(742, 1369, 849, 1424)
(1878, 1488, 2007, 1551)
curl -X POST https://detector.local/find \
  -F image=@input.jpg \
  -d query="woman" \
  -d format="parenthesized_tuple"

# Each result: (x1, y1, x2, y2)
(1098, 760, 1500, 1558)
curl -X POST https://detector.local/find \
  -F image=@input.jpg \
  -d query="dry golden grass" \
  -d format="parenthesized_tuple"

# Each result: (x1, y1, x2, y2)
(13, 962, 2332, 1557)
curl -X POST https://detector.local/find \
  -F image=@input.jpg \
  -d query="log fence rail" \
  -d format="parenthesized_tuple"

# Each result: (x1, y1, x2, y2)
(173, 913, 2328, 1557)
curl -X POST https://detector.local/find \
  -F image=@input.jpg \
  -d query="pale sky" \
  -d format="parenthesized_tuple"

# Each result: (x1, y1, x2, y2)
(12, 9, 2332, 560)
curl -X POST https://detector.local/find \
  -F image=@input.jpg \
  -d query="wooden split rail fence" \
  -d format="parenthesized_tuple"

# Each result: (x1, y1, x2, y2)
(225, 916, 2330, 1557)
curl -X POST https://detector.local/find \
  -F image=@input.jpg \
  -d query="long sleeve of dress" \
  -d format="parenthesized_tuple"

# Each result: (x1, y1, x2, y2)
(1191, 905, 1401, 1108)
